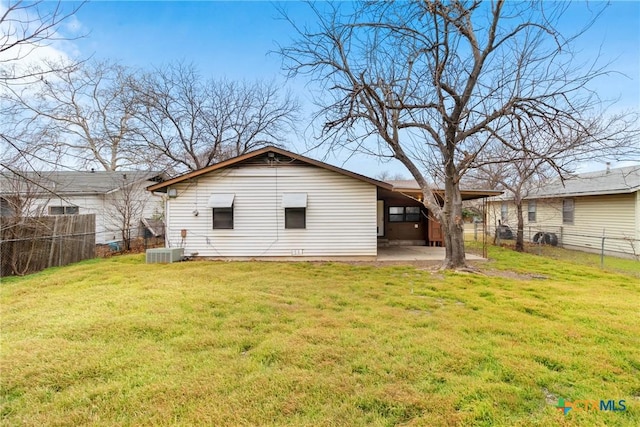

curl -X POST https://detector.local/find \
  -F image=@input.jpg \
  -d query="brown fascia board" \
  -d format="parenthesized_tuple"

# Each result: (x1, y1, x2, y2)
(393, 187, 502, 199)
(146, 146, 394, 192)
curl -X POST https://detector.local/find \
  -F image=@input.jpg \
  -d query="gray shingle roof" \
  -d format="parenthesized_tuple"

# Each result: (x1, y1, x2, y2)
(529, 166, 640, 199)
(0, 171, 165, 195)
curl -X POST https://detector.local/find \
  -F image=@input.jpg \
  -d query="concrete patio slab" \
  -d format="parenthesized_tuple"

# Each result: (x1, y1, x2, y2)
(376, 246, 486, 262)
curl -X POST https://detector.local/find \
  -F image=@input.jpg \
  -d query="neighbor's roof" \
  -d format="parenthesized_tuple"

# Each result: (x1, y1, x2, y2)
(528, 166, 640, 199)
(147, 146, 394, 192)
(0, 170, 165, 196)
(386, 179, 421, 190)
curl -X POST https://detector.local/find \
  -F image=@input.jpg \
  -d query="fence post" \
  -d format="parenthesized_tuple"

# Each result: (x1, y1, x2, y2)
(601, 228, 606, 269)
(474, 222, 478, 241)
(48, 215, 59, 267)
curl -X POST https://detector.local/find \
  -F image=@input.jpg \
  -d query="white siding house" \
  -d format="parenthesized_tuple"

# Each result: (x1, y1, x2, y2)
(148, 146, 500, 260)
(150, 148, 385, 260)
(0, 171, 165, 244)
(488, 166, 640, 259)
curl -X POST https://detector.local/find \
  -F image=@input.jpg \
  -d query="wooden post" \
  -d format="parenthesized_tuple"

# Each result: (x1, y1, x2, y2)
(601, 228, 606, 269)
(48, 215, 59, 267)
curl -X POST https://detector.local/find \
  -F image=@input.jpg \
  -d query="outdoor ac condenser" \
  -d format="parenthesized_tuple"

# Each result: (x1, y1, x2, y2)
(145, 247, 184, 264)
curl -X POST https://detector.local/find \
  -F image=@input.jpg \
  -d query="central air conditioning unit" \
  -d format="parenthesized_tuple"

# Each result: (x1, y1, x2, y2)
(146, 247, 184, 264)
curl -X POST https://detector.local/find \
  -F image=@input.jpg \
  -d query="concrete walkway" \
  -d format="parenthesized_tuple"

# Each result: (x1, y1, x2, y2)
(377, 246, 485, 262)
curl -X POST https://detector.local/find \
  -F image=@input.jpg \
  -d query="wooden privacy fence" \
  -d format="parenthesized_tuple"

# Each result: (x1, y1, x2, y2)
(0, 214, 96, 277)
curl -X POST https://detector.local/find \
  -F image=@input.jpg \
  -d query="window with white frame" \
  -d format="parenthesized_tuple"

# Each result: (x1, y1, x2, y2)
(208, 193, 235, 229)
(527, 200, 536, 222)
(49, 206, 79, 215)
(562, 199, 574, 224)
(283, 193, 307, 229)
(501, 202, 508, 222)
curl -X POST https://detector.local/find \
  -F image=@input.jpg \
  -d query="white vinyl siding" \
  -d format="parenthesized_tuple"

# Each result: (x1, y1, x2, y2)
(41, 182, 162, 244)
(562, 194, 636, 256)
(165, 165, 377, 257)
(488, 193, 638, 257)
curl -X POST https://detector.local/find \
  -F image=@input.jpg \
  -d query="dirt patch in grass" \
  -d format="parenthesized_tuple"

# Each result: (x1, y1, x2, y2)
(481, 268, 548, 281)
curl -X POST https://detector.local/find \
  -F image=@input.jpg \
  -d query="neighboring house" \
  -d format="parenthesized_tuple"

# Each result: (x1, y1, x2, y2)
(147, 146, 499, 260)
(487, 166, 640, 259)
(0, 170, 165, 244)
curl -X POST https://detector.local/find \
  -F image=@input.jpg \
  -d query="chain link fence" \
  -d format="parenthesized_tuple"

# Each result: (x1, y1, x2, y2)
(466, 222, 640, 262)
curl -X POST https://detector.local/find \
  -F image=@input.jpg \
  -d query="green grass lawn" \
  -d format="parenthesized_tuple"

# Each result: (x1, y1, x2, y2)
(1, 247, 639, 426)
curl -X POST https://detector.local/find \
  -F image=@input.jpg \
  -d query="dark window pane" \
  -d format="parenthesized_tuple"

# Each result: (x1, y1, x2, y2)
(562, 199, 574, 224)
(66, 206, 79, 215)
(527, 201, 536, 222)
(49, 206, 64, 215)
(501, 203, 508, 221)
(405, 206, 421, 221)
(389, 214, 404, 222)
(285, 208, 306, 229)
(213, 207, 233, 229)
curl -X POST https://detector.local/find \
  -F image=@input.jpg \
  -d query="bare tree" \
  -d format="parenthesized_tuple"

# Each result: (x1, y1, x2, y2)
(4, 60, 138, 171)
(0, 167, 53, 217)
(1, 0, 83, 87)
(471, 110, 639, 251)
(279, 1, 625, 269)
(1, 0, 84, 173)
(0, 167, 54, 276)
(130, 62, 300, 172)
(471, 147, 553, 252)
(376, 171, 407, 182)
(104, 174, 149, 251)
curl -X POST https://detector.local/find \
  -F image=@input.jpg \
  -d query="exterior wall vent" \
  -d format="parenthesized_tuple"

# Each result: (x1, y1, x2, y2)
(146, 247, 184, 264)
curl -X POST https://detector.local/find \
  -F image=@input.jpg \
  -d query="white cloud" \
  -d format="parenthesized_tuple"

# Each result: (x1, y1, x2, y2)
(0, 0, 81, 86)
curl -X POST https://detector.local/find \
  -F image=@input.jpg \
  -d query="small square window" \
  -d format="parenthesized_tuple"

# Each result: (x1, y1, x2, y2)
(527, 200, 536, 223)
(213, 207, 233, 229)
(49, 206, 79, 215)
(389, 207, 404, 222)
(562, 199, 574, 224)
(49, 206, 64, 215)
(389, 206, 422, 222)
(405, 206, 421, 222)
(285, 208, 306, 229)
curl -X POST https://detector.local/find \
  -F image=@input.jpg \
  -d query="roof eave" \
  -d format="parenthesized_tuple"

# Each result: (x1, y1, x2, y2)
(145, 146, 393, 191)
(529, 187, 639, 199)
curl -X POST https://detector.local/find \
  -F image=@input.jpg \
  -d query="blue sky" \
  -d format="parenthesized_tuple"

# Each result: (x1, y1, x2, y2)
(63, 1, 640, 176)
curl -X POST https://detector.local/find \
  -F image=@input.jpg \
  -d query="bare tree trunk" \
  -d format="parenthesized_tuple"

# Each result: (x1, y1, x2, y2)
(278, 1, 633, 268)
(515, 200, 525, 252)
(442, 176, 466, 269)
(121, 225, 131, 251)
